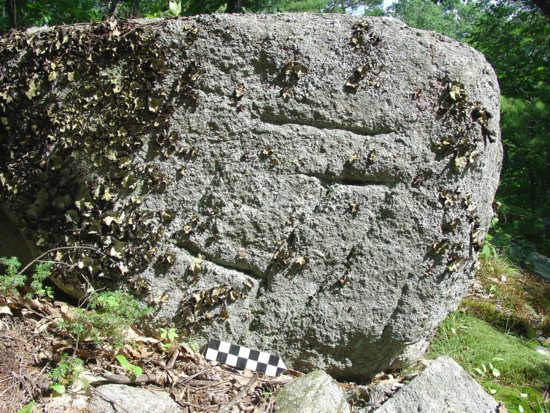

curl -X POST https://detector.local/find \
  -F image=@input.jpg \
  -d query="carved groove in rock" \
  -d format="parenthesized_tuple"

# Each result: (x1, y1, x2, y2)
(259, 113, 396, 136)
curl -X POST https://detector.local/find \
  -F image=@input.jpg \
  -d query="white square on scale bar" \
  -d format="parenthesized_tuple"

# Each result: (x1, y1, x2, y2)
(265, 365, 278, 377)
(238, 347, 251, 358)
(245, 360, 258, 371)
(218, 341, 231, 353)
(205, 348, 218, 361)
(226, 354, 238, 367)
(258, 352, 270, 364)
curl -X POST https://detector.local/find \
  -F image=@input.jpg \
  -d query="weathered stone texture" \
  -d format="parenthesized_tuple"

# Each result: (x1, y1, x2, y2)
(89, 384, 182, 413)
(276, 370, 351, 413)
(374, 356, 499, 412)
(0, 14, 502, 379)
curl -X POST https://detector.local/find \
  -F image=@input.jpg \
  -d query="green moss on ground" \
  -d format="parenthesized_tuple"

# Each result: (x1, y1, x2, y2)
(429, 312, 549, 413)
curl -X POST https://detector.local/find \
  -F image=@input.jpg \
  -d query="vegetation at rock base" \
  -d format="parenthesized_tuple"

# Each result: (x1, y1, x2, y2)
(428, 311, 550, 413)
(58, 289, 153, 348)
(2, 248, 548, 412)
(425, 242, 550, 413)
(0, 254, 291, 412)
(464, 245, 550, 338)
(47, 353, 85, 396)
(0, 256, 53, 298)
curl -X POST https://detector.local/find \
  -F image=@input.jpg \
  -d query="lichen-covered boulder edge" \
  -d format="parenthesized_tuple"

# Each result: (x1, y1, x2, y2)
(0, 14, 502, 379)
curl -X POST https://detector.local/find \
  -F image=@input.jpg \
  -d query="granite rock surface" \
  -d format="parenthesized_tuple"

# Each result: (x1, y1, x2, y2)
(0, 14, 502, 378)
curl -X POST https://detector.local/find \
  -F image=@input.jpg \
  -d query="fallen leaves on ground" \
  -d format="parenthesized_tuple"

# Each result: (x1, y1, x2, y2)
(0, 294, 298, 413)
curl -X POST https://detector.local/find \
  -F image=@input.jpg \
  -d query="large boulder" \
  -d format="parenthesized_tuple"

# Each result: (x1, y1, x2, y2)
(0, 14, 502, 379)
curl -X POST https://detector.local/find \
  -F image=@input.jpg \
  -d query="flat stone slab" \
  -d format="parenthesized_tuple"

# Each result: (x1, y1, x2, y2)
(89, 384, 181, 413)
(374, 356, 499, 413)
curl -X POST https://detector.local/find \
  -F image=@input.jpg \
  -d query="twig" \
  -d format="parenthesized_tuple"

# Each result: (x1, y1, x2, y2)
(18, 246, 100, 275)
(166, 348, 180, 369)
(16, 354, 36, 402)
(219, 374, 258, 413)
(178, 368, 212, 385)
(100, 371, 151, 385)
(76, 271, 96, 298)
(0, 380, 17, 398)
(120, 26, 141, 38)
(18, 304, 48, 318)
(175, 398, 210, 411)
(185, 380, 221, 388)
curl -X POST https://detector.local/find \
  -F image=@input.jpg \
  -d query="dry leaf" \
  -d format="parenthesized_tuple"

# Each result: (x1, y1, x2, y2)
(0, 306, 12, 316)
(190, 254, 205, 274)
(295, 256, 307, 267)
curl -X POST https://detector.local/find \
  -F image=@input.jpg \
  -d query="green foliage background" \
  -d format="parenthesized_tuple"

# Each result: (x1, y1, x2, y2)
(0, 0, 548, 253)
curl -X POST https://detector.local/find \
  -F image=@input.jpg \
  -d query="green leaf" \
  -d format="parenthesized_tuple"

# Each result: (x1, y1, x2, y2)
(50, 383, 66, 395)
(168, 328, 178, 341)
(17, 401, 36, 413)
(115, 355, 142, 380)
(115, 354, 131, 369)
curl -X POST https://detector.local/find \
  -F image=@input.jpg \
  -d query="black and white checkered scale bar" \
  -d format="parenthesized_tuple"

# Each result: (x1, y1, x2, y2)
(204, 339, 287, 377)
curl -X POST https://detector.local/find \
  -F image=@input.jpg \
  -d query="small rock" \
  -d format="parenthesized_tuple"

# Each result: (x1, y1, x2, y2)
(527, 251, 550, 282)
(374, 356, 499, 413)
(276, 370, 350, 413)
(358, 383, 396, 411)
(89, 384, 182, 413)
(535, 346, 550, 358)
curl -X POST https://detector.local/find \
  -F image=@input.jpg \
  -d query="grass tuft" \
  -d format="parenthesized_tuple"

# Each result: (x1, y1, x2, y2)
(463, 254, 550, 338)
(429, 312, 549, 412)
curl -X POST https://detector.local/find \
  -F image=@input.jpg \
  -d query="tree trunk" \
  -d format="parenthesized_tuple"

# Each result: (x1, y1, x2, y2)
(529, 171, 536, 213)
(107, 0, 119, 17)
(6, 0, 26, 29)
(528, 0, 550, 18)
(225, 0, 243, 13)
(6, 0, 16, 29)
(129, 0, 140, 17)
